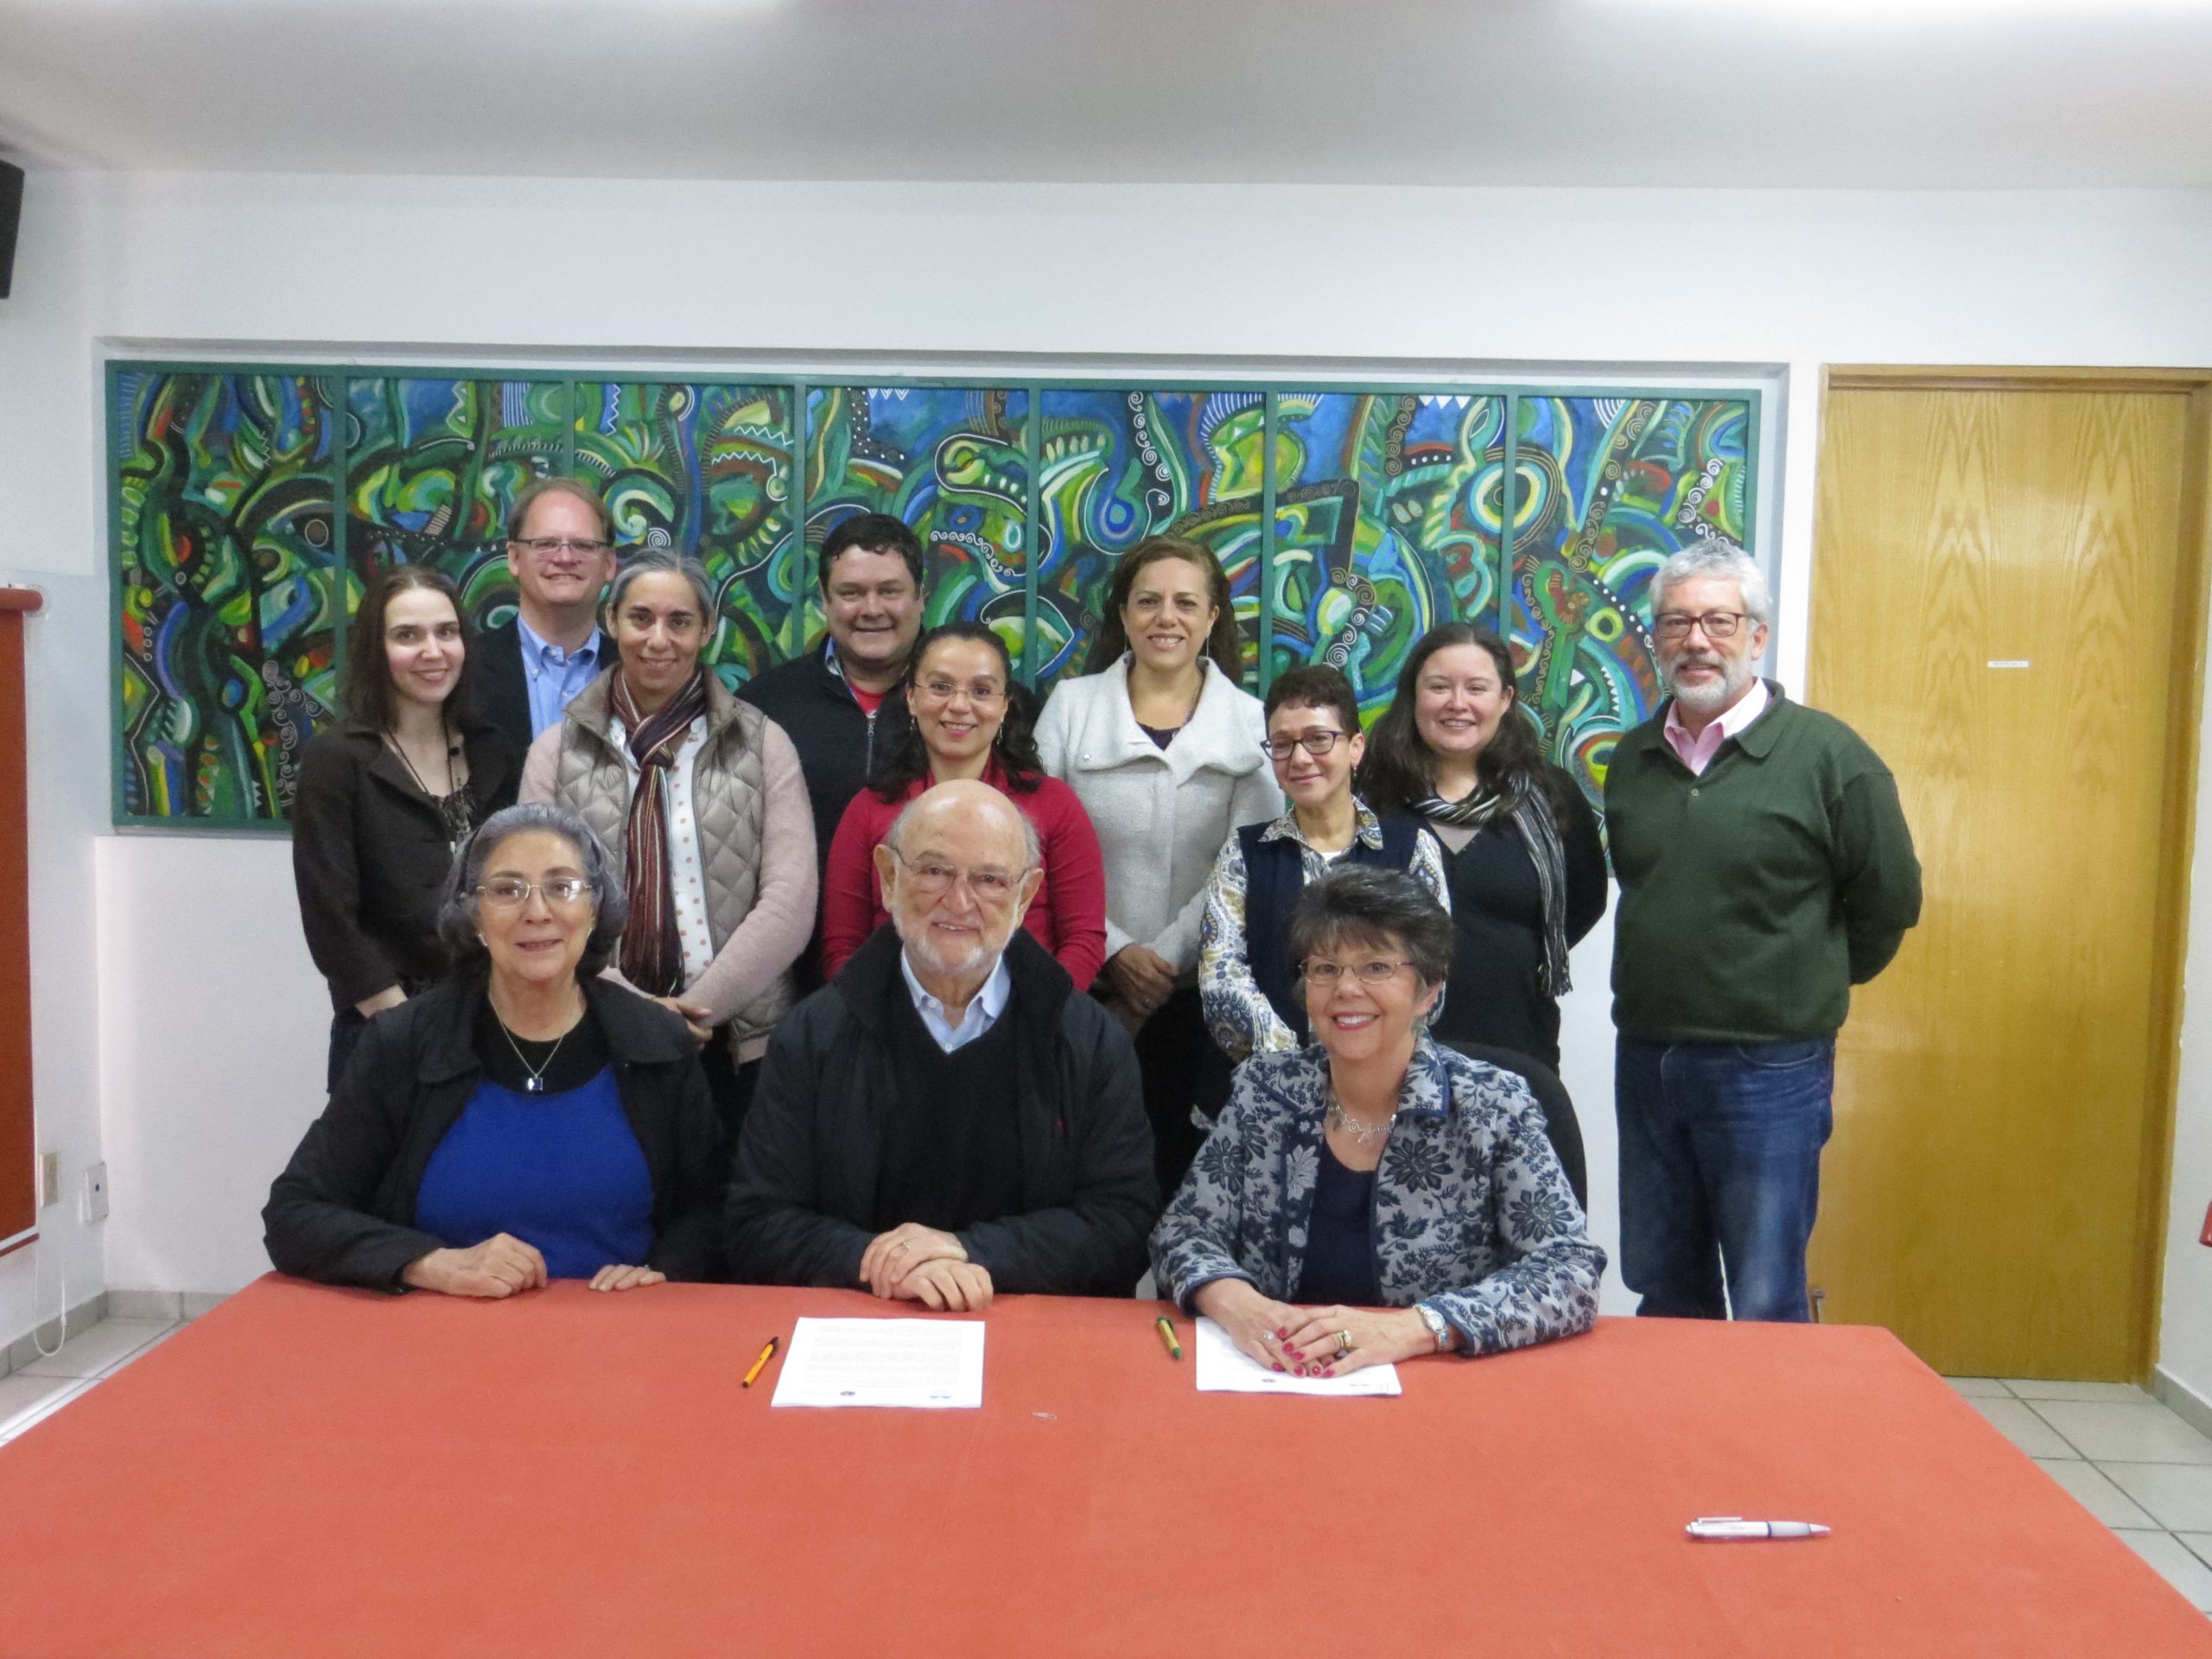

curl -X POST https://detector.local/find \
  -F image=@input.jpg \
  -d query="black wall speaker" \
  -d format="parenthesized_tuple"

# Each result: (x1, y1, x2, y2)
(0, 162, 21, 300)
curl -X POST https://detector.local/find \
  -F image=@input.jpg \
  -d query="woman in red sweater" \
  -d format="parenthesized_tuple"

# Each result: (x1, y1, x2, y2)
(820, 622, 1108, 989)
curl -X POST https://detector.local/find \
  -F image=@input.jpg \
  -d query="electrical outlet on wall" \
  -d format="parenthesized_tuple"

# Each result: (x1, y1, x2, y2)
(39, 1151, 60, 1209)
(80, 1161, 108, 1224)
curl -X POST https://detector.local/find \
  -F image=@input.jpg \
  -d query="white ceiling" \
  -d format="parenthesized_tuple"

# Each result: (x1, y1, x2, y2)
(3, 0, 2212, 188)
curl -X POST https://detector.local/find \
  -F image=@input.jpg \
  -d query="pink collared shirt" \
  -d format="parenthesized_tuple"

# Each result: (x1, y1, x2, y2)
(1662, 678, 1770, 777)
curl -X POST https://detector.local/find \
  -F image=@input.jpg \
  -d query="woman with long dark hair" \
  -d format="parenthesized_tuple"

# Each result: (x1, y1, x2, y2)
(292, 565, 522, 1092)
(1354, 624, 1606, 1070)
(1036, 537, 1281, 1192)
(820, 621, 1106, 988)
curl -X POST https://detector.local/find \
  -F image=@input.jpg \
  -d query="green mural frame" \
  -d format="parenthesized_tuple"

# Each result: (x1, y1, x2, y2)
(109, 361, 1763, 829)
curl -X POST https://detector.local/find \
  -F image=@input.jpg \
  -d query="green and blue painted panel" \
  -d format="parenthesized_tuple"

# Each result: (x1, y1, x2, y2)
(114, 370, 341, 821)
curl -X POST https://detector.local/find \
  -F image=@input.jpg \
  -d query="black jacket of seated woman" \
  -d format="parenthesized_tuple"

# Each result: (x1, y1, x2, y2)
(264, 804, 726, 1297)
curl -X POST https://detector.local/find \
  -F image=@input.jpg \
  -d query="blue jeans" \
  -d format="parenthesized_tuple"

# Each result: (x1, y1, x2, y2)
(1614, 1034, 1834, 1322)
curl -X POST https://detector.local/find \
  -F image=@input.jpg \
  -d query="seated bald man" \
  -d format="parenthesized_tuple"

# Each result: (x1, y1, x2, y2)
(727, 780, 1157, 1307)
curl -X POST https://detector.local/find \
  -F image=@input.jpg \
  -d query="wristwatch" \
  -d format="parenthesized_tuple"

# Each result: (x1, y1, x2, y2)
(1414, 1302, 1455, 1352)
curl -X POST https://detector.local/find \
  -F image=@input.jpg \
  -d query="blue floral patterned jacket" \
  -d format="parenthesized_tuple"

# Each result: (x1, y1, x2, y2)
(1149, 1039, 1605, 1356)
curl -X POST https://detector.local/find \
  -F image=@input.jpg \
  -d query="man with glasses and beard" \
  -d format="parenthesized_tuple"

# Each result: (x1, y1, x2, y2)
(477, 479, 622, 753)
(726, 780, 1156, 1307)
(1605, 539, 1920, 1324)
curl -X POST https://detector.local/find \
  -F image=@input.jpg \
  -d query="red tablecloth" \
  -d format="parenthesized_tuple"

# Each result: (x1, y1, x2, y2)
(0, 1276, 2204, 1657)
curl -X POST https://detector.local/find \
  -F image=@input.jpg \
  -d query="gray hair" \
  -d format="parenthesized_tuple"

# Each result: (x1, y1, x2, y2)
(435, 804, 628, 978)
(606, 550, 715, 622)
(1652, 537, 1771, 625)
(1286, 865, 1454, 989)
(883, 790, 1041, 873)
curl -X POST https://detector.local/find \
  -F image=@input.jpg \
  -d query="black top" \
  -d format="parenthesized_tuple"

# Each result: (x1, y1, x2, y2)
(875, 993, 1027, 1233)
(1240, 816, 1424, 1047)
(739, 644, 914, 992)
(262, 973, 728, 1289)
(727, 926, 1159, 1296)
(289, 720, 522, 1012)
(472, 1001, 613, 1095)
(738, 643, 913, 874)
(1292, 1139, 1380, 1306)
(1136, 721, 1179, 750)
(1427, 774, 1608, 1069)
(472, 620, 536, 758)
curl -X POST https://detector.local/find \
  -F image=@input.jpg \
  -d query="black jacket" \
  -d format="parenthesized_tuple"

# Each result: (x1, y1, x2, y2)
(264, 974, 728, 1289)
(737, 642, 912, 875)
(289, 719, 522, 1011)
(727, 927, 1158, 1295)
(473, 620, 536, 757)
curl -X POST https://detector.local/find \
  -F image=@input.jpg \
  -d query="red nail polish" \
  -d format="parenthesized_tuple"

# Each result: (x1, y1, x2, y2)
(1321, 1367, 1335, 1377)
(1275, 1328, 1289, 1338)
(1273, 1363, 1285, 1373)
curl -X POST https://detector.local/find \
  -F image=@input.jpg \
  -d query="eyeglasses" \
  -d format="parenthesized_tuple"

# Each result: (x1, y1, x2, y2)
(1300, 957, 1414, 988)
(1654, 610, 1752, 642)
(512, 536, 613, 557)
(477, 876, 594, 911)
(916, 678, 1007, 706)
(889, 847, 1023, 902)
(1264, 730, 1346, 761)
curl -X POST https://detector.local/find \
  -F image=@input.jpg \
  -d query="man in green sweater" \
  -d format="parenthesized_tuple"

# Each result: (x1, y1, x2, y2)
(1605, 540, 1920, 1322)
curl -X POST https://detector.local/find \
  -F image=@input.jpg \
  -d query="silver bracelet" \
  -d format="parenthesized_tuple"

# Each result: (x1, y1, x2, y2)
(1415, 1301, 1454, 1351)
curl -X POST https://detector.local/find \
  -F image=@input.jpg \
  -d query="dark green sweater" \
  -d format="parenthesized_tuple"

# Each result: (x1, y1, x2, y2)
(1605, 684, 1921, 1044)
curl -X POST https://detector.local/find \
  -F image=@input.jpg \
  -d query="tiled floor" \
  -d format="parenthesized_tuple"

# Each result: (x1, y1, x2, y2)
(1948, 1375, 2212, 1613)
(0, 1317, 181, 1446)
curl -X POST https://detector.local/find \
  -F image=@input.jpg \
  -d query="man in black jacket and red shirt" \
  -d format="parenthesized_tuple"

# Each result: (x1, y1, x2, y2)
(727, 781, 1157, 1306)
(740, 512, 925, 988)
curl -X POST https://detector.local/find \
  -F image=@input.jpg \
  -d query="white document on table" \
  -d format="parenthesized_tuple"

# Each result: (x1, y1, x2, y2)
(769, 1317, 986, 1409)
(1192, 1316, 1402, 1397)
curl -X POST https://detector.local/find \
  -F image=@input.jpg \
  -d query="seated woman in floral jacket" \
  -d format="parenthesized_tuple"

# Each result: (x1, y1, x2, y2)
(1150, 865, 1603, 1376)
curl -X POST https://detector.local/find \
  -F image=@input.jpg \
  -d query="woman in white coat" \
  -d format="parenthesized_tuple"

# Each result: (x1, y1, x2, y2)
(1037, 537, 1282, 1192)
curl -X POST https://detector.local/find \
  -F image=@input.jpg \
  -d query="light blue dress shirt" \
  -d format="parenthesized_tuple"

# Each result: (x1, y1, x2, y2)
(517, 617, 607, 737)
(899, 951, 1014, 1054)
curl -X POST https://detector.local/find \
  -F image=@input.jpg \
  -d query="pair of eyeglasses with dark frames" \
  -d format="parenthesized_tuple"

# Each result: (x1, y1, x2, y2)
(1653, 610, 1752, 642)
(1262, 730, 1346, 761)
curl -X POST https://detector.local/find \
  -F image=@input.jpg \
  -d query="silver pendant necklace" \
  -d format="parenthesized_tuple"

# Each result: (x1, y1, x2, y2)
(1325, 1092, 1394, 1144)
(494, 998, 579, 1094)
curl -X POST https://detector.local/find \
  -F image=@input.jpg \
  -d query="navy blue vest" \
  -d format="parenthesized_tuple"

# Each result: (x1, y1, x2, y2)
(1239, 816, 1421, 1046)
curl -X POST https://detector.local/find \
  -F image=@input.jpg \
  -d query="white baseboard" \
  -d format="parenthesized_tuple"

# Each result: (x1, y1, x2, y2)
(1, 1289, 105, 1376)
(2153, 1363, 2212, 1442)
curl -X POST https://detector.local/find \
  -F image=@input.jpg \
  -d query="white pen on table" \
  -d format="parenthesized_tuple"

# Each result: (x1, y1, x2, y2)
(1687, 1516, 1830, 1541)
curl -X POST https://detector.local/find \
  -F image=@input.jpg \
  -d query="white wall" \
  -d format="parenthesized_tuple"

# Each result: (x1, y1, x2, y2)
(0, 162, 111, 1342)
(7, 171, 2212, 1367)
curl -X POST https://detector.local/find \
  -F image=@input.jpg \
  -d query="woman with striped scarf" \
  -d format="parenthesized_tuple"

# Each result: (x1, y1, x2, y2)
(523, 551, 817, 1144)
(1353, 624, 1606, 1074)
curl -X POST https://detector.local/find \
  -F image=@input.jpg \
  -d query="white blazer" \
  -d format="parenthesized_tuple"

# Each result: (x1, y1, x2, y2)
(1037, 656, 1283, 974)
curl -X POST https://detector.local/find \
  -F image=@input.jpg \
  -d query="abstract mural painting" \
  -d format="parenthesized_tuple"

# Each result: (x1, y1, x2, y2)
(576, 381, 803, 690)
(346, 376, 566, 627)
(1267, 391, 1507, 717)
(114, 370, 342, 821)
(109, 365, 1759, 824)
(1508, 396, 1752, 800)
(806, 385, 1031, 671)
(1034, 388, 1265, 687)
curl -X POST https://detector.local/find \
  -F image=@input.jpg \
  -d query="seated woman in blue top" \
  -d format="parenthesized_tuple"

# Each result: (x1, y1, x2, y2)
(264, 803, 726, 1295)
(1152, 865, 1603, 1375)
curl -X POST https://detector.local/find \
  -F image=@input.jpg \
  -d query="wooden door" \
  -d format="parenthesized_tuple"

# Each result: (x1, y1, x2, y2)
(1807, 369, 2210, 1382)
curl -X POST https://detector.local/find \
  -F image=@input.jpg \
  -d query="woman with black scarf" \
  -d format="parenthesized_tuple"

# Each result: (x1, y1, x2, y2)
(1354, 624, 1606, 1071)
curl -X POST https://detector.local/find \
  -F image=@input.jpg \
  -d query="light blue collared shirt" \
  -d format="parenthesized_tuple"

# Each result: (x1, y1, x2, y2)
(899, 951, 1014, 1054)
(517, 616, 607, 737)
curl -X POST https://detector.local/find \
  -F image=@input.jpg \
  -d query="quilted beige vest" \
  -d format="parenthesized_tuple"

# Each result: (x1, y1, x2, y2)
(550, 671, 791, 1055)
